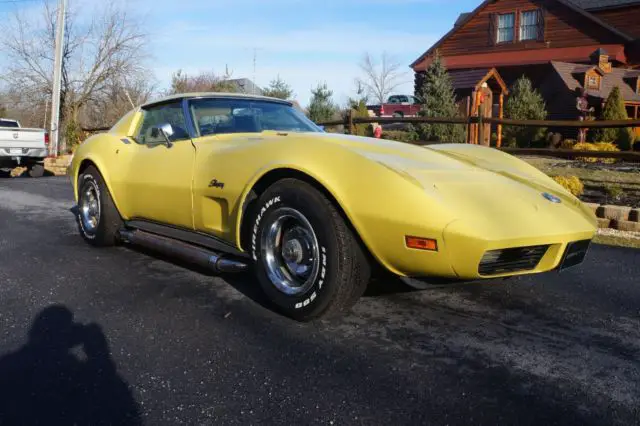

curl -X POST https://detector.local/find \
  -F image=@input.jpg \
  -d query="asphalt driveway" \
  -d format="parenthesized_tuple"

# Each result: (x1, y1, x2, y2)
(0, 176, 638, 425)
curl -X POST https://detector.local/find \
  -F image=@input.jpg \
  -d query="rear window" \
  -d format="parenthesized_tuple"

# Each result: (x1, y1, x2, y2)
(0, 120, 19, 128)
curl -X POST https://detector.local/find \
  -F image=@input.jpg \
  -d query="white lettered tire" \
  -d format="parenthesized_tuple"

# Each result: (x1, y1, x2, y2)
(251, 178, 371, 321)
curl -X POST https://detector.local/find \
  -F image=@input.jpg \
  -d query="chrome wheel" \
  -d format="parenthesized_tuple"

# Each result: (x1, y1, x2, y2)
(80, 181, 101, 235)
(261, 207, 320, 295)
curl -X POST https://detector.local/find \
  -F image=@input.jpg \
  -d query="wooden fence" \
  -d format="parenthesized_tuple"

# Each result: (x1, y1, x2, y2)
(317, 112, 640, 162)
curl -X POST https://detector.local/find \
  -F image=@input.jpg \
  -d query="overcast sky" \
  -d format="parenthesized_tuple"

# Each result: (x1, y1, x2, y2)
(0, 0, 479, 106)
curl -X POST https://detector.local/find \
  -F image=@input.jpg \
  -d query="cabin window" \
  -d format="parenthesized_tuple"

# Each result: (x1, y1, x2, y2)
(586, 74, 600, 91)
(497, 13, 515, 43)
(519, 10, 540, 41)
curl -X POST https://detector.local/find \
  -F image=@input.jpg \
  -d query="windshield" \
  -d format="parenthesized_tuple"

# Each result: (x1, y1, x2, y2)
(0, 120, 19, 128)
(189, 98, 321, 137)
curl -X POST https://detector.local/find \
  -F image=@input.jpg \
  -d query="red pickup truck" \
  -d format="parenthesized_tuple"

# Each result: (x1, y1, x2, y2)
(367, 95, 422, 118)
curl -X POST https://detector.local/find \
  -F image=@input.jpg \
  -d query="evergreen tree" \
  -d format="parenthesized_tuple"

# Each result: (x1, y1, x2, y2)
(347, 80, 369, 109)
(417, 51, 465, 143)
(592, 86, 634, 150)
(349, 99, 373, 137)
(307, 83, 338, 123)
(503, 75, 547, 147)
(262, 76, 294, 100)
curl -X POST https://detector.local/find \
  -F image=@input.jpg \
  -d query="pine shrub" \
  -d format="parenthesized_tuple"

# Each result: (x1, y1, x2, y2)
(503, 76, 547, 147)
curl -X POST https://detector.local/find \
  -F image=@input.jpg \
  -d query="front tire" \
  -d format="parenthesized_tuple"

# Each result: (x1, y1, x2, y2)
(76, 165, 123, 247)
(251, 179, 371, 321)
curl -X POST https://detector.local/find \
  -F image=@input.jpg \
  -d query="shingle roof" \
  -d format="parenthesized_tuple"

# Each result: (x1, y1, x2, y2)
(568, 0, 640, 10)
(550, 61, 640, 102)
(454, 13, 471, 27)
(449, 69, 492, 89)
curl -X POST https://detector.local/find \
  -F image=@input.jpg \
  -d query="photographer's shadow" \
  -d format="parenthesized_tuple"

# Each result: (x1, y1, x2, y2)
(0, 305, 142, 426)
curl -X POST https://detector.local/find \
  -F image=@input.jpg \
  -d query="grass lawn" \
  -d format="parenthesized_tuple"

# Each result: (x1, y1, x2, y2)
(521, 155, 640, 207)
(521, 156, 640, 249)
(521, 156, 640, 187)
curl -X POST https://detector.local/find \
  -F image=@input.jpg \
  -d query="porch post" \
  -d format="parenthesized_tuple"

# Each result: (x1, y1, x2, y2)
(497, 93, 504, 147)
(472, 90, 481, 144)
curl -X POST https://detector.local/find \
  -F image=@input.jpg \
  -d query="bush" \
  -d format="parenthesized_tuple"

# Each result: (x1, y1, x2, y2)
(63, 119, 88, 153)
(553, 175, 584, 197)
(349, 100, 373, 137)
(573, 141, 619, 163)
(591, 86, 634, 150)
(308, 83, 338, 123)
(605, 184, 623, 201)
(381, 130, 419, 143)
(503, 76, 547, 147)
(559, 139, 577, 149)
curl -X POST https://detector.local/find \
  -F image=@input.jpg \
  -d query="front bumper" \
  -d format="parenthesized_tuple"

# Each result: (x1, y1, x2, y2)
(438, 218, 595, 279)
(365, 210, 596, 281)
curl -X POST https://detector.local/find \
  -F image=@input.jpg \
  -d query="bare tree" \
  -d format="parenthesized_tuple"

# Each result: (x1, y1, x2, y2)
(81, 74, 157, 128)
(356, 52, 408, 104)
(168, 67, 237, 95)
(0, 0, 152, 150)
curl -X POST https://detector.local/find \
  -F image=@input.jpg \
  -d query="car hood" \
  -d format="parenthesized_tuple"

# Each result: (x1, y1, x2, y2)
(314, 133, 560, 193)
(311, 133, 596, 239)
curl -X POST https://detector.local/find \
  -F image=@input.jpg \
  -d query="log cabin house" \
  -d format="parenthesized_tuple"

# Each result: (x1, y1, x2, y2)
(411, 0, 640, 145)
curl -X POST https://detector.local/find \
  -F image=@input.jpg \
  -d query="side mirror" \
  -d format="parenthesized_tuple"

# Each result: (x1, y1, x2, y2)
(150, 123, 174, 147)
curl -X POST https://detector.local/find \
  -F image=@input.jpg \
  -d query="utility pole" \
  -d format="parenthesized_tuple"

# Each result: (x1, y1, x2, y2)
(49, 0, 66, 157)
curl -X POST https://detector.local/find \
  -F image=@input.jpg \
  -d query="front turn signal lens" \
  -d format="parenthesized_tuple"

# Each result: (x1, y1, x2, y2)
(405, 236, 438, 251)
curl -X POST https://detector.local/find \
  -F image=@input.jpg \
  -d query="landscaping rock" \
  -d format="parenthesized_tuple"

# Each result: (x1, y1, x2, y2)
(596, 205, 632, 221)
(597, 218, 611, 229)
(583, 202, 599, 214)
(612, 219, 640, 233)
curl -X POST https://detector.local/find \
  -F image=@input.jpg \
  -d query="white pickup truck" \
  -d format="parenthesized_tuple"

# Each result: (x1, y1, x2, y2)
(0, 118, 49, 177)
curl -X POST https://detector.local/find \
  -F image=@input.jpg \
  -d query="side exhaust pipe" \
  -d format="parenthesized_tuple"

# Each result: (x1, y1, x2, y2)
(118, 229, 249, 274)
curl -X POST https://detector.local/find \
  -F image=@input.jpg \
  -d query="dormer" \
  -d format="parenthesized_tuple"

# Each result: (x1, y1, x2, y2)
(574, 66, 605, 91)
(624, 73, 640, 95)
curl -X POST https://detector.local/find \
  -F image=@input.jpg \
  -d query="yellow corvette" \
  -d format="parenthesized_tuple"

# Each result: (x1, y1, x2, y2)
(69, 92, 597, 320)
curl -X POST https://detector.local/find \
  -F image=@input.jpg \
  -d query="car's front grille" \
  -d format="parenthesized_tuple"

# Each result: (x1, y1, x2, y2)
(478, 245, 550, 276)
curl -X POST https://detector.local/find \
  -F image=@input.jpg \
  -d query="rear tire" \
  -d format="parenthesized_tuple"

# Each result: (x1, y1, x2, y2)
(28, 164, 45, 178)
(76, 165, 123, 247)
(250, 179, 371, 321)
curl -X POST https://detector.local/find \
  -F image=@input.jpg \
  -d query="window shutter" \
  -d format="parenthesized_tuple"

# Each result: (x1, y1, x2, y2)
(489, 13, 497, 45)
(537, 8, 545, 41)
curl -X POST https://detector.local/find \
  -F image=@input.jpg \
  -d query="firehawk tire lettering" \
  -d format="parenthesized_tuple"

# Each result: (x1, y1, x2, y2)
(251, 196, 281, 260)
